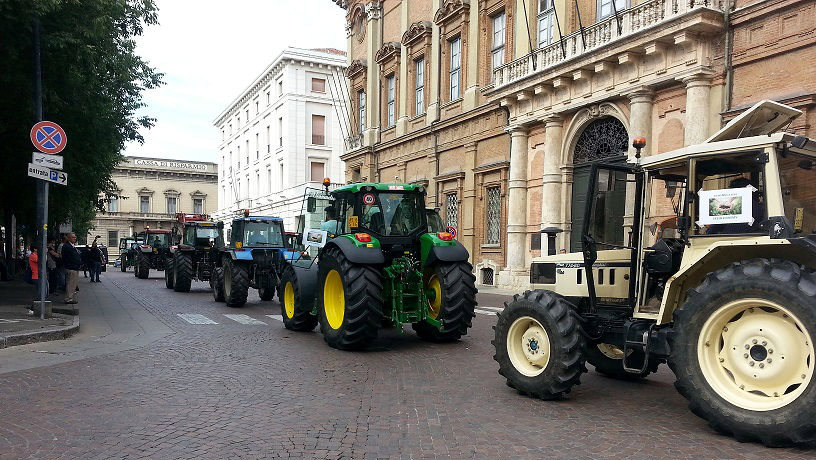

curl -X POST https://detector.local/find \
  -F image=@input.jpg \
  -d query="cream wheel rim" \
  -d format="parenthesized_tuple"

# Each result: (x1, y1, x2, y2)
(698, 298, 814, 411)
(507, 316, 550, 377)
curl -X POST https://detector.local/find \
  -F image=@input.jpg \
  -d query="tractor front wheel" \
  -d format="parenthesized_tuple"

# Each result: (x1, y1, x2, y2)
(173, 253, 193, 293)
(120, 257, 127, 272)
(164, 257, 175, 289)
(412, 262, 477, 342)
(278, 264, 318, 331)
(211, 266, 225, 302)
(223, 259, 249, 308)
(318, 246, 383, 350)
(669, 258, 816, 447)
(258, 282, 275, 301)
(493, 290, 586, 400)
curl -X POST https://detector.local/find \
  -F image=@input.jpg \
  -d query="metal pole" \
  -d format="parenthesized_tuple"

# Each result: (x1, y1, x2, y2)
(34, 18, 48, 319)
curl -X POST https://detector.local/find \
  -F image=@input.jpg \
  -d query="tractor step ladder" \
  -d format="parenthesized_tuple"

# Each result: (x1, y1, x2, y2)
(622, 321, 654, 374)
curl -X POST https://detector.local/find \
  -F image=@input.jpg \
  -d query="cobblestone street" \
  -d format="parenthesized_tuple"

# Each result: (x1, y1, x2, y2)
(0, 271, 812, 459)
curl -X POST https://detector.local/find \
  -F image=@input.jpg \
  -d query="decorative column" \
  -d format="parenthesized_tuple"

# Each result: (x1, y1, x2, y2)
(682, 73, 713, 145)
(540, 115, 563, 254)
(364, 1, 383, 146)
(627, 88, 654, 157)
(624, 88, 654, 240)
(461, 142, 477, 258)
(503, 126, 529, 279)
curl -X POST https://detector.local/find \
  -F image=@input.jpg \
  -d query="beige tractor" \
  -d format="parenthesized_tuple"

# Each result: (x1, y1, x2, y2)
(493, 100, 816, 446)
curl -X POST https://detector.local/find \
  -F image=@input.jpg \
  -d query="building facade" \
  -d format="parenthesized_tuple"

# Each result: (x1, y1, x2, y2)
(334, 0, 513, 288)
(334, 0, 816, 289)
(90, 156, 218, 258)
(213, 47, 348, 233)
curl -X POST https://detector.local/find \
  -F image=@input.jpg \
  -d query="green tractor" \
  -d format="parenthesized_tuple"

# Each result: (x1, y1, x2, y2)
(278, 182, 477, 350)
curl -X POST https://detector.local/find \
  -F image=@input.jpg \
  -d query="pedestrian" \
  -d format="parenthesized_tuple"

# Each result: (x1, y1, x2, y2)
(28, 245, 48, 301)
(46, 240, 58, 293)
(61, 232, 81, 304)
(56, 236, 67, 292)
(89, 237, 103, 282)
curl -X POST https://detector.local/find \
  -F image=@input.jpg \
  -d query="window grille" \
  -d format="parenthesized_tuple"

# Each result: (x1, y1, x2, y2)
(481, 268, 495, 286)
(446, 193, 458, 228)
(485, 187, 501, 244)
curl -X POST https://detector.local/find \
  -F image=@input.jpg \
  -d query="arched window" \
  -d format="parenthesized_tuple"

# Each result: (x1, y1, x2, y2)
(573, 117, 628, 165)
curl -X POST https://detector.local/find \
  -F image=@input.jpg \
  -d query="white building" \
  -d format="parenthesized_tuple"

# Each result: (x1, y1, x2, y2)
(213, 47, 347, 232)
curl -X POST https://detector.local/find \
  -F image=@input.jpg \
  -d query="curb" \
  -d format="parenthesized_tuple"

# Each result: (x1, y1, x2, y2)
(0, 315, 80, 349)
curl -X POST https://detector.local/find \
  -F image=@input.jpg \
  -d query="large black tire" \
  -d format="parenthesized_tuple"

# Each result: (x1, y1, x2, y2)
(317, 246, 383, 350)
(585, 344, 658, 380)
(164, 257, 175, 289)
(136, 254, 150, 279)
(223, 258, 249, 308)
(278, 264, 318, 331)
(412, 262, 477, 342)
(173, 253, 193, 293)
(668, 258, 816, 447)
(120, 257, 127, 272)
(493, 290, 586, 400)
(211, 266, 225, 302)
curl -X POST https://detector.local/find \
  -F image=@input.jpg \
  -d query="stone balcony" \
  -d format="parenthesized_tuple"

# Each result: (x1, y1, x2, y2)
(490, 0, 727, 97)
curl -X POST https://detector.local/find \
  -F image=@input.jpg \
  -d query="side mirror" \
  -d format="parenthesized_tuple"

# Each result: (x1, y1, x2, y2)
(307, 197, 316, 213)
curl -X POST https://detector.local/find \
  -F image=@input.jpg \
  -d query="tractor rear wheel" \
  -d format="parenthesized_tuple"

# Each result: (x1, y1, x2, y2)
(493, 290, 586, 400)
(669, 258, 816, 447)
(211, 266, 225, 302)
(318, 246, 383, 350)
(136, 254, 150, 279)
(164, 257, 175, 289)
(173, 253, 193, 293)
(223, 259, 249, 308)
(586, 344, 658, 380)
(278, 264, 317, 331)
(412, 262, 477, 342)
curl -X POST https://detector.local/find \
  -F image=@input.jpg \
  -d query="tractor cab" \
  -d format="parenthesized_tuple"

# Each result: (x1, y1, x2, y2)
(173, 214, 223, 249)
(140, 229, 171, 249)
(229, 214, 285, 249)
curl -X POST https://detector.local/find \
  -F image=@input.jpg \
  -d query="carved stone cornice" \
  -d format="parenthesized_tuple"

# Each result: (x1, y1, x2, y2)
(375, 42, 401, 65)
(345, 59, 367, 79)
(434, 0, 470, 27)
(402, 21, 433, 47)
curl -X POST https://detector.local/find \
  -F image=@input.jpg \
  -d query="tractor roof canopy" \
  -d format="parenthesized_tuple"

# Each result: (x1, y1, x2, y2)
(331, 183, 425, 194)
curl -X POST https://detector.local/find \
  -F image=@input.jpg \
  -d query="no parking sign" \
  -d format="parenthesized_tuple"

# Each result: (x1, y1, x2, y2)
(30, 121, 67, 154)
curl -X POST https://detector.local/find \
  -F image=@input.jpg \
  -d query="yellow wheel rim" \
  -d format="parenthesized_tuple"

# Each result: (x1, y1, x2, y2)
(284, 281, 295, 319)
(507, 316, 550, 377)
(698, 298, 814, 411)
(427, 275, 442, 319)
(323, 270, 345, 330)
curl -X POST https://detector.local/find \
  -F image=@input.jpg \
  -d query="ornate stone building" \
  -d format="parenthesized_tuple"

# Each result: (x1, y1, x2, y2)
(334, 0, 816, 289)
(89, 156, 218, 258)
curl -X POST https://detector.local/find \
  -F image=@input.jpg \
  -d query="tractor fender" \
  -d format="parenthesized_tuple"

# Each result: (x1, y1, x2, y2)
(231, 249, 254, 261)
(139, 246, 152, 253)
(324, 238, 384, 265)
(286, 260, 319, 300)
(423, 241, 470, 267)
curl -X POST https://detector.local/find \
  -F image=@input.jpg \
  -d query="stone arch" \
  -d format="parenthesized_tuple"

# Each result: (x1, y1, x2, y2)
(658, 118, 685, 154)
(560, 102, 630, 165)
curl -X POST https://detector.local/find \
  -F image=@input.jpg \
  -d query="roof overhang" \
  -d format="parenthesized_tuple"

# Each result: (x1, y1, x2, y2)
(705, 100, 802, 143)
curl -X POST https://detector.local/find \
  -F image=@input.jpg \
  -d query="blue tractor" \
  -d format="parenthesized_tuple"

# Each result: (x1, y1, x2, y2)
(211, 212, 298, 308)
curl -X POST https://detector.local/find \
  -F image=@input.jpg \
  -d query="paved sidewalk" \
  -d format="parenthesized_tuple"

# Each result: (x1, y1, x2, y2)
(0, 277, 79, 348)
(0, 273, 173, 374)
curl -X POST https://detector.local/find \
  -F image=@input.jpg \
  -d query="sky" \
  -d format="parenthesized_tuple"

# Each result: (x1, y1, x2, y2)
(122, 0, 347, 163)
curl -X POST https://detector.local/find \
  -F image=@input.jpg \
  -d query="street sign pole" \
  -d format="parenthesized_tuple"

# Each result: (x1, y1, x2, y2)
(34, 18, 48, 320)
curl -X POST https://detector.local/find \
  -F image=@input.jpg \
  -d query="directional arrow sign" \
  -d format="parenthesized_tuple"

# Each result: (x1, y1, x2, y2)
(32, 151, 64, 170)
(28, 163, 68, 186)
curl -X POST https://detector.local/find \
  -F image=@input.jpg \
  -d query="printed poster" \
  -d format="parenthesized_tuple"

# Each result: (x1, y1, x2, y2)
(697, 186, 755, 226)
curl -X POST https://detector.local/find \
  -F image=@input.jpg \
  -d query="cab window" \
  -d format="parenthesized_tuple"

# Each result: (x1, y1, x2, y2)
(692, 152, 767, 236)
(779, 152, 816, 234)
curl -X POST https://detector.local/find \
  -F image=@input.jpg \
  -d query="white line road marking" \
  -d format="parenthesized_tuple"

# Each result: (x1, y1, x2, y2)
(479, 306, 504, 312)
(223, 314, 267, 325)
(177, 313, 218, 325)
(475, 308, 498, 316)
(266, 315, 283, 322)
